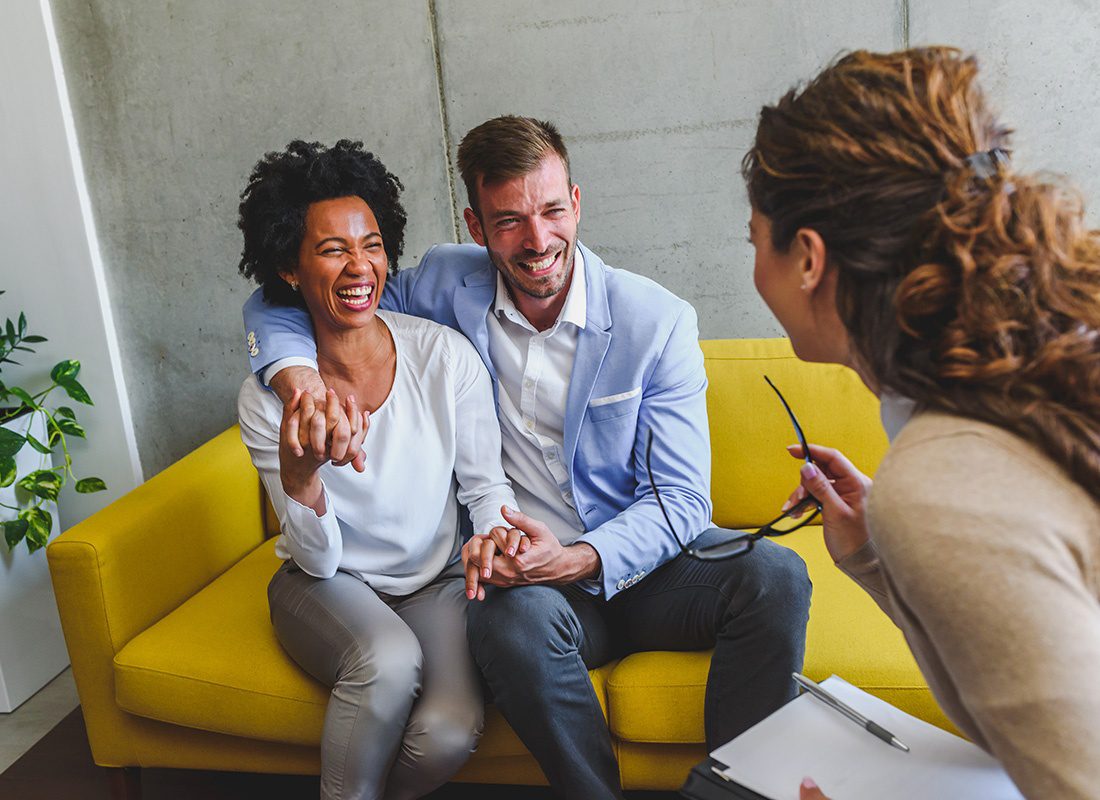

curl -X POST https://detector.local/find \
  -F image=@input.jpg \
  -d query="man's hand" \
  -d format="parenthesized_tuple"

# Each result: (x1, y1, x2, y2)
(462, 506, 601, 600)
(270, 365, 327, 405)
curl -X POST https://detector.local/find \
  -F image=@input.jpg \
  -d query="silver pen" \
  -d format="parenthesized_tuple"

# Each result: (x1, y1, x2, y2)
(792, 673, 910, 752)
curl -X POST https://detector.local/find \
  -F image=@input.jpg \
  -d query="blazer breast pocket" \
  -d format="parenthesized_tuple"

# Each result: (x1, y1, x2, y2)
(587, 387, 642, 422)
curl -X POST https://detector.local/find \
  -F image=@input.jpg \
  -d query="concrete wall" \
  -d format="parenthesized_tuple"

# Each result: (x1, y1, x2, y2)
(40, 0, 1100, 474)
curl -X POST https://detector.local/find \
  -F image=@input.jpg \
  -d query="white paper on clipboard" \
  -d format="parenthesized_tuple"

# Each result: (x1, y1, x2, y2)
(710, 676, 1022, 800)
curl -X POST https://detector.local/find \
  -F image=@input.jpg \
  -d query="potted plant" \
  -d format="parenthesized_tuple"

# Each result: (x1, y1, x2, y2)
(1, 290, 106, 553)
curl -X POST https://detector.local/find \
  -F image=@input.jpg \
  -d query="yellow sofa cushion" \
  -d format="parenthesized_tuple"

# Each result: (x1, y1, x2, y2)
(113, 538, 616, 758)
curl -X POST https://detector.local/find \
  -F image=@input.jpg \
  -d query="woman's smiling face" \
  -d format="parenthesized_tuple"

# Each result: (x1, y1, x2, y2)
(285, 196, 388, 332)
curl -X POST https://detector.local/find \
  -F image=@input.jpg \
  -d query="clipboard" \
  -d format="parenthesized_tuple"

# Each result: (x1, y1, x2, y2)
(680, 676, 1022, 800)
(680, 758, 769, 800)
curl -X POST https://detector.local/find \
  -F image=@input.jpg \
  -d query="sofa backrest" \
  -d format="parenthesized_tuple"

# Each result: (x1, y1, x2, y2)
(703, 338, 888, 530)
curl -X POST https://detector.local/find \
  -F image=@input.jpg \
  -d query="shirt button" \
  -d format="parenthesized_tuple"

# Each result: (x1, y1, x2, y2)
(525, 419, 534, 430)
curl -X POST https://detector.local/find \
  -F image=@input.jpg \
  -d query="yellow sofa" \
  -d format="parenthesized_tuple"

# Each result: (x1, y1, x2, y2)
(48, 338, 949, 797)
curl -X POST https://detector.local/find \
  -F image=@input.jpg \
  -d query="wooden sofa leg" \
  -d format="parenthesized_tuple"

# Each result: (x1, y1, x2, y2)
(106, 766, 142, 800)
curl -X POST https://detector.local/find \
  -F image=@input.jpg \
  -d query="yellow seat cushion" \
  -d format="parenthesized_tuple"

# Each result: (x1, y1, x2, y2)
(114, 538, 616, 757)
(114, 539, 327, 746)
(607, 526, 952, 744)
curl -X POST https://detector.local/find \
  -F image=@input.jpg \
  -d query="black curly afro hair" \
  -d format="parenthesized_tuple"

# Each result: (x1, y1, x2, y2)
(237, 139, 407, 308)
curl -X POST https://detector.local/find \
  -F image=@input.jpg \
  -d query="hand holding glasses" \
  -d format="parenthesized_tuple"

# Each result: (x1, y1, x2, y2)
(645, 375, 823, 561)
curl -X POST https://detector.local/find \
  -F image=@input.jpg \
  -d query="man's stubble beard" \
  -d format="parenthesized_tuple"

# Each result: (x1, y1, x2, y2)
(488, 236, 577, 301)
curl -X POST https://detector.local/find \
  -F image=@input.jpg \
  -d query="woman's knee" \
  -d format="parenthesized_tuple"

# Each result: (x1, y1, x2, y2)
(340, 623, 424, 701)
(402, 700, 484, 776)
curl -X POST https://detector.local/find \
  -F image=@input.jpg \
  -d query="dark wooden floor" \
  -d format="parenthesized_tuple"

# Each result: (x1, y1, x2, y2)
(0, 708, 681, 799)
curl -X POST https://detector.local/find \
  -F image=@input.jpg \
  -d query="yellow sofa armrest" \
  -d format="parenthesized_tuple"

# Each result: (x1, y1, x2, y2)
(47, 426, 266, 763)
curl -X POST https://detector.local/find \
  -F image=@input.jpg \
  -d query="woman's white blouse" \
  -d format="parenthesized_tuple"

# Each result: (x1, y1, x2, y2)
(238, 310, 515, 595)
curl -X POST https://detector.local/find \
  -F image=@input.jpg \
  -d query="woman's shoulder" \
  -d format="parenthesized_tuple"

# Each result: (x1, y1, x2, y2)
(381, 310, 481, 369)
(884, 411, 1075, 490)
(870, 410, 1100, 551)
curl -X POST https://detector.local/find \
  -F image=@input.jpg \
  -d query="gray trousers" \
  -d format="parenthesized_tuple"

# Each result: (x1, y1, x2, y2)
(268, 560, 484, 800)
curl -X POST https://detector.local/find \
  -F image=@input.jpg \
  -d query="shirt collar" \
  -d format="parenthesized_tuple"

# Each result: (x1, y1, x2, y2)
(493, 247, 587, 332)
(879, 391, 917, 443)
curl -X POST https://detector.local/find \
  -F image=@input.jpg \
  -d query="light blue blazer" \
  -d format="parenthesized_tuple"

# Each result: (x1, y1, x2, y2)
(243, 242, 714, 598)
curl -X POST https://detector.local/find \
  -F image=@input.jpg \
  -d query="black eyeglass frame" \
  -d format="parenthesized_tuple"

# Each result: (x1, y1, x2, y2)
(645, 375, 823, 561)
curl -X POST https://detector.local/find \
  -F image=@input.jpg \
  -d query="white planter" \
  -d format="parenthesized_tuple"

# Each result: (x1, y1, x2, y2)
(0, 410, 69, 712)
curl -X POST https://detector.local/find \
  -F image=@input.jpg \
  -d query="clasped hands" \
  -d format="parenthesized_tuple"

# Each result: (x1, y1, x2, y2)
(461, 506, 601, 601)
(278, 387, 370, 509)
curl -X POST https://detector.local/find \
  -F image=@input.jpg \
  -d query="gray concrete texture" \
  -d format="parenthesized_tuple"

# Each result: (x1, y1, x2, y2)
(48, 0, 1100, 473)
(909, 0, 1100, 212)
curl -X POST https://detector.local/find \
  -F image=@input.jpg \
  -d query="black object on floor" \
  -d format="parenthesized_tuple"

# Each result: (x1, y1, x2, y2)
(0, 707, 678, 799)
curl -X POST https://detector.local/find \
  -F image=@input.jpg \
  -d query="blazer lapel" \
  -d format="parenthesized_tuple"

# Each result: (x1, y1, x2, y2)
(563, 244, 612, 471)
(453, 268, 497, 383)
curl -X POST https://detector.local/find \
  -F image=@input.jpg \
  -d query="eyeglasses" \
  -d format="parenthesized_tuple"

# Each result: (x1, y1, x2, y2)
(645, 375, 822, 561)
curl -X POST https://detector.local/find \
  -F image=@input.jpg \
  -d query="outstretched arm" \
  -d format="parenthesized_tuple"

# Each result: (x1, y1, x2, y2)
(242, 264, 422, 397)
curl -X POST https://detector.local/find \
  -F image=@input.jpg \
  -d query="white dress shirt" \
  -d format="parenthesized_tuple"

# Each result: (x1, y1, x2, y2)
(486, 252, 590, 546)
(238, 311, 515, 595)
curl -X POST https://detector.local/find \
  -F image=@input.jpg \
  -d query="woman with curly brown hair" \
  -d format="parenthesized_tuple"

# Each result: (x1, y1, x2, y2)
(743, 48, 1100, 799)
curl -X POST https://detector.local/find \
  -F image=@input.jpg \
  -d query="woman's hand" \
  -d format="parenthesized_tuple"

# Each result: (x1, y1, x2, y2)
(785, 443, 872, 563)
(279, 388, 369, 511)
(800, 777, 830, 799)
(462, 520, 534, 601)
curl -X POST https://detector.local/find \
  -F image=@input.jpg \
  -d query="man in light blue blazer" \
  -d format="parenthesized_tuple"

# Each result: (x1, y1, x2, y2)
(243, 116, 811, 799)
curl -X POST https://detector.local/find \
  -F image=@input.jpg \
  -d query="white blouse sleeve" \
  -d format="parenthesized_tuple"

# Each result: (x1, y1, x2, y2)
(236, 377, 343, 578)
(445, 334, 516, 535)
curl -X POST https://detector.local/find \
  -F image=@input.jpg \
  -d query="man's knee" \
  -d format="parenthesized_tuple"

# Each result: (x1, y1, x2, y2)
(467, 585, 581, 661)
(743, 539, 812, 623)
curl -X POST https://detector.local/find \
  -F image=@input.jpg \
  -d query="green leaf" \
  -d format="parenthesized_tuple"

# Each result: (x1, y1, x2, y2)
(21, 507, 52, 552)
(18, 312, 26, 336)
(56, 406, 75, 419)
(3, 518, 28, 550)
(0, 427, 25, 458)
(58, 377, 93, 405)
(56, 417, 85, 438)
(21, 335, 46, 344)
(5, 318, 14, 342)
(8, 386, 36, 408)
(75, 476, 107, 493)
(46, 419, 62, 447)
(0, 455, 16, 487)
(18, 469, 61, 501)
(25, 433, 52, 455)
(50, 360, 80, 384)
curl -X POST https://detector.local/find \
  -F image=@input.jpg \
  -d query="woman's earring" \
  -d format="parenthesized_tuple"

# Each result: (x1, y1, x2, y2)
(290, 281, 300, 292)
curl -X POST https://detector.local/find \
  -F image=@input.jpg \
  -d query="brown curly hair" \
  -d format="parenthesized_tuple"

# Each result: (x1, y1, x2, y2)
(742, 47, 1100, 499)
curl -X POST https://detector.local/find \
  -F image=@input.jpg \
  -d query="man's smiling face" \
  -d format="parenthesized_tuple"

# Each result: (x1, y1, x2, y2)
(465, 154, 581, 317)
